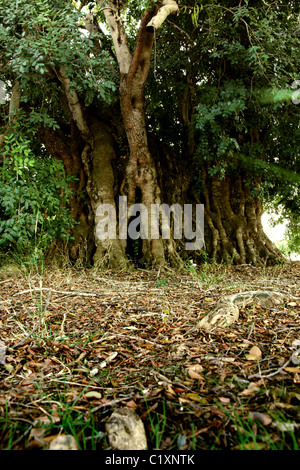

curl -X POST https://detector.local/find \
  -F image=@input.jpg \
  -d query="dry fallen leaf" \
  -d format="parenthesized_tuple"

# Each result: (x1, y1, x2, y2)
(107, 351, 118, 362)
(188, 370, 203, 380)
(188, 364, 204, 373)
(289, 392, 300, 402)
(165, 384, 176, 396)
(219, 397, 230, 404)
(0, 340, 6, 364)
(247, 345, 262, 360)
(245, 345, 262, 361)
(85, 391, 102, 399)
(187, 364, 204, 381)
(4, 364, 13, 373)
(34, 413, 60, 426)
(284, 367, 300, 373)
(291, 351, 300, 365)
(272, 422, 300, 433)
(234, 442, 267, 450)
(185, 393, 208, 404)
(27, 428, 50, 449)
(293, 373, 300, 384)
(125, 399, 138, 408)
(169, 343, 188, 359)
(245, 354, 260, 361)
(239, 382, 260, 396)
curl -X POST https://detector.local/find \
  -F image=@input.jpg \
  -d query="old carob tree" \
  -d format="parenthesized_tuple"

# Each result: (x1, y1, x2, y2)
(0, 0, 299, 267)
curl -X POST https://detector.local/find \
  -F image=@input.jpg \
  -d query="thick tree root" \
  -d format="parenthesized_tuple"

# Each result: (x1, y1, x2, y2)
(197, 290, 284, 331)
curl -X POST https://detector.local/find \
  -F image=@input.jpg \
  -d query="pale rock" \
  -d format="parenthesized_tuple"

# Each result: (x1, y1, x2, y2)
(105, 407, 148, 450)
(49, 435, 78, 450)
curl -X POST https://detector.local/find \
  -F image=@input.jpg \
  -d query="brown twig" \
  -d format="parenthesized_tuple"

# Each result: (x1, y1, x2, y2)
(13, 287, 98, 297)
(248, 350, 300, 379)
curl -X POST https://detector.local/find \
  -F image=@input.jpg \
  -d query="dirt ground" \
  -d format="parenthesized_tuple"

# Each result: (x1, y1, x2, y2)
(0, 261, 300, 450)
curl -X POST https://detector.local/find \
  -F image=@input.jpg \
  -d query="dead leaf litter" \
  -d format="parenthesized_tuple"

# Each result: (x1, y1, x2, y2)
(0, 263, 299, 450)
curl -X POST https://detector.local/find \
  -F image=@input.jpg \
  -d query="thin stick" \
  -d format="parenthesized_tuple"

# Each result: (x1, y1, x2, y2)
(48, 378, 103, 389)
(10, 425, 32, 448)
(111, 332, 164, 348)
(90, 397, 131, 413)
(248, 351, 299, 380)
(13, 287, 98, 297)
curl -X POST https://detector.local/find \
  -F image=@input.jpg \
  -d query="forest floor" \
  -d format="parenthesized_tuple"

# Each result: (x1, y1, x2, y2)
(0, 260, 300, 451)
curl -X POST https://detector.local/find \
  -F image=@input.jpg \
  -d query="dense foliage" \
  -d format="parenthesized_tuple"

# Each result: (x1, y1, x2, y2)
(0, 0, 116, 127)
(0, 134, 75, 253)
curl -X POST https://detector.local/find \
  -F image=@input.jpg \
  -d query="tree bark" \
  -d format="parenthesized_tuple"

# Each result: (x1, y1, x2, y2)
(37, 126, 94, 263)
(55, 63, 128, 267)
(0, 81, 21, 151)
(102, 1, 180, 266)
(38, 116, 129, 268)
(90, 118, 129, 269)
(120, 11, 165, 265)
(198, 171, 284, 265)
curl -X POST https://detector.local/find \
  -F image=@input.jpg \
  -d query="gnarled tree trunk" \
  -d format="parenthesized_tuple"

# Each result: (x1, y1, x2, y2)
(102, 0, 180, 266)
(37, 124, 93, 263)
(90, 118, 128, 269)
(199, 171, 283, 265)
(39, 116, 129, 268)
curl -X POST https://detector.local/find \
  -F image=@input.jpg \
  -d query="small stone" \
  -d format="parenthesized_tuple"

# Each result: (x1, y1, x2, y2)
(105, 407, 148, 450)
(49, 435, 78, 450)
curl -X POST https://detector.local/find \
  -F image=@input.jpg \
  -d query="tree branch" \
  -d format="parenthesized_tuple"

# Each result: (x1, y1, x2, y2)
(99, 0, 132, 75)
(8, 81, 21, 123)
(0, 81, 21, 151)
(146, 0, 179, 32)
(127, 9, 155, 84)
(57, 67, 90, 140)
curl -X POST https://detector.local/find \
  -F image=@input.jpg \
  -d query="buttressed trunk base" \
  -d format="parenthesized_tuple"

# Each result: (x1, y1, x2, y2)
(200, 174, 284, 266)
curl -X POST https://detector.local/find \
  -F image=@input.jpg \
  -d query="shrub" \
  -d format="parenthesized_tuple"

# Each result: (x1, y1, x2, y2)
(0, 134, 76, 254)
